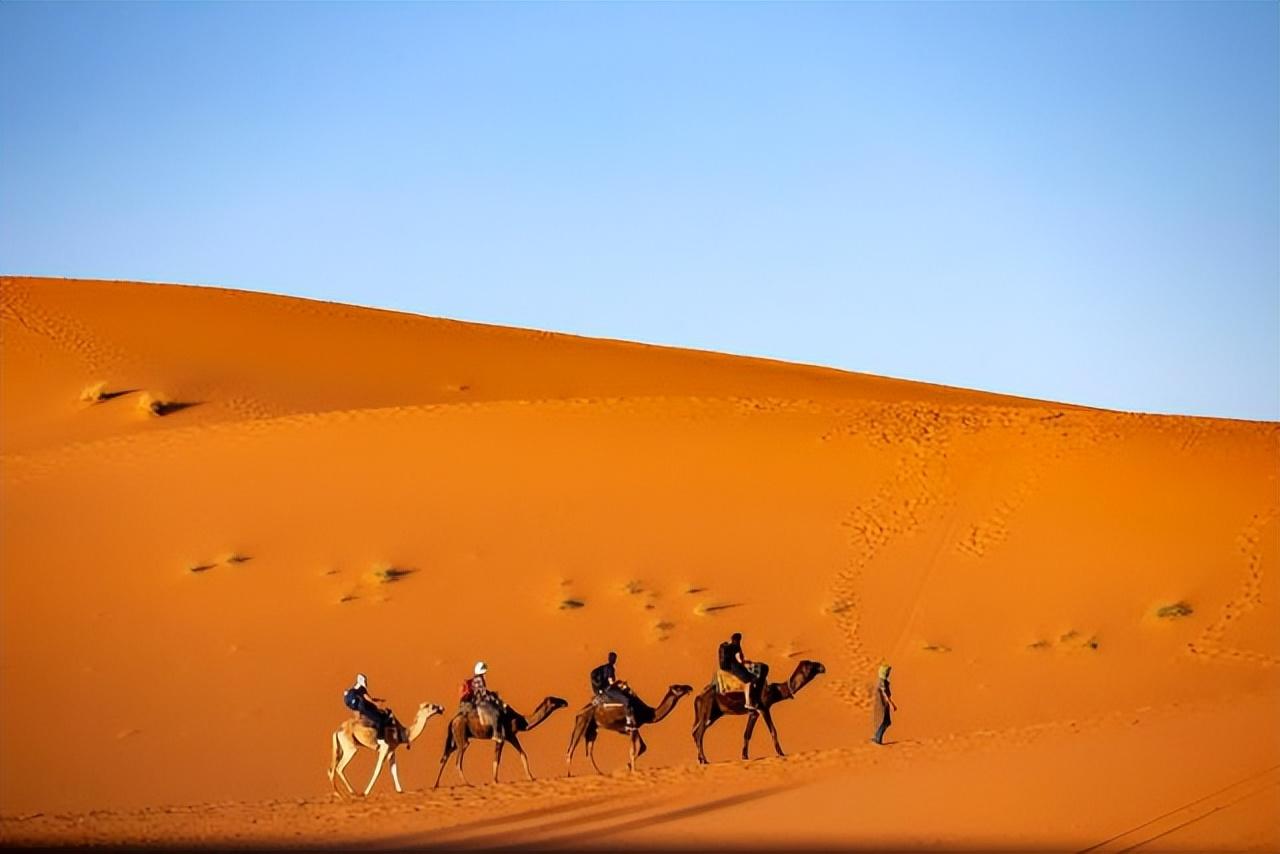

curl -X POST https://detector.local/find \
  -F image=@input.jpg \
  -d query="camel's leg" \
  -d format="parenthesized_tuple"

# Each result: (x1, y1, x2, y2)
(327, 731, 342, 796)
(334, 736, 359, 797)
(692, 693, 716, 765)
(636, 732, 648, 760)
(432, 747, 452, 790)
(455, 737, 471, 786)
(628, 730, 639, 772)
(509, 733, 534, 781)
(364, 743, 389, 797)
(565, 709, 591, 777)
(761, 705, 784, 756)
(586, 732, 604, 775)
(433, 723, 458, 790)
(389, 752, 403, 793)
(492, 739, 505, 784)
(741, 710, 760, 760)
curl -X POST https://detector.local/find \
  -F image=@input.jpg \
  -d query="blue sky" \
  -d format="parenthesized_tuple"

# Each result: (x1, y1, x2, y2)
(2, 1, 1276, 420)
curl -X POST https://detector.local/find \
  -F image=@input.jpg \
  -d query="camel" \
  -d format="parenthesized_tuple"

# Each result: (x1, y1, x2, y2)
(691, 659, 825, 764)
(431, 696, 568, 788)
(564, 683, 694, 775)
(327, 702, 445, 797)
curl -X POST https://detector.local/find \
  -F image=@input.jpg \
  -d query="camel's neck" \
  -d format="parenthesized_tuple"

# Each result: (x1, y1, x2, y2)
(649, 690, 683, 723)
(779, 665, 815, 701)
(408, 710, 433, 742)
(523, 699, 558, 730)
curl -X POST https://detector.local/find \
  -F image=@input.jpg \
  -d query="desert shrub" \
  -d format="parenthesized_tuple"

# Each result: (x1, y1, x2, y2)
(80, 382, 107, 403)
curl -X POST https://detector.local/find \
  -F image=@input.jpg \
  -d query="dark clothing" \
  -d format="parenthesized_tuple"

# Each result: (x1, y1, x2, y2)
(344, 685, 389, 729)
(602, 685, 629, 704)
(590, 662, 617, 695)
(718, 641, 741, 672)
(719, 640, 757, 685)
(344, 686, 365, 712)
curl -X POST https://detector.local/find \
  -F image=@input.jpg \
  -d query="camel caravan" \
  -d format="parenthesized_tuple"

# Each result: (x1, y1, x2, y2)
(327, 632, 826, 797)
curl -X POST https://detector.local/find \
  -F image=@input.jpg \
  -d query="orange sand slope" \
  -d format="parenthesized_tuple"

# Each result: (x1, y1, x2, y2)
(1, 276, 1277, 849)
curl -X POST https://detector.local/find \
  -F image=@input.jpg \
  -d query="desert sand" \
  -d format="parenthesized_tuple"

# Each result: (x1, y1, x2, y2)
(1, 275, 1276, 850)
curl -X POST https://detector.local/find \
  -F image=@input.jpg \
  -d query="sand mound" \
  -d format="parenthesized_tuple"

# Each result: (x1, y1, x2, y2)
(1, 276, 1276, 849)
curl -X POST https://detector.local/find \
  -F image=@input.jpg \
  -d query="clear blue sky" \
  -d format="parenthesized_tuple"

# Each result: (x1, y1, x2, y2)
(2, 2, 1276, 420)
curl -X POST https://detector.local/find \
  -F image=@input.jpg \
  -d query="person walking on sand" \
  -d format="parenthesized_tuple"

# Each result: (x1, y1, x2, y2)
(872, 664, 897, 744)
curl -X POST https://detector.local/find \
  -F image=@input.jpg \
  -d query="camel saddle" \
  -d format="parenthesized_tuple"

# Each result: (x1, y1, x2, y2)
(354, 711, 406, 747)
(714, 662, 768, 696)
(714, 669, 748, 695)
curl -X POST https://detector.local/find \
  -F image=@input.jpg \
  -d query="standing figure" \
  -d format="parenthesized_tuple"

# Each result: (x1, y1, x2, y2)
(872, 664, 897, 744)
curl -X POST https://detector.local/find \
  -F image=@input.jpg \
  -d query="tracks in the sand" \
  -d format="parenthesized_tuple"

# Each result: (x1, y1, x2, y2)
(1077, 763, 1280, 853)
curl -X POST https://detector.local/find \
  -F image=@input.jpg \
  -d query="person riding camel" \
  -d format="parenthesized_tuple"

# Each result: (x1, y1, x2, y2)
(462, 660, 509, 734)
(717, 632, 765, 711)
(342, 673, 397, 746)
(590, 651, 637, 732)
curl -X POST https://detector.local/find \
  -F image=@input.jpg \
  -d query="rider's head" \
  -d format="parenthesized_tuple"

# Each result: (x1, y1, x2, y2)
(474, 661, 488, 676)
(355, 673, 368, 688)
(608, 651, 617, 664)
(731, 632, 742, 643)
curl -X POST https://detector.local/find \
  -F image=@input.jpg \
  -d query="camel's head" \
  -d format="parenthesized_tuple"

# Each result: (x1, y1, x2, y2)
(546, 696, 570, 711)
(419, 702, 445, 718)
(796, 660, 826, 684)
(669, 684, 695, 697)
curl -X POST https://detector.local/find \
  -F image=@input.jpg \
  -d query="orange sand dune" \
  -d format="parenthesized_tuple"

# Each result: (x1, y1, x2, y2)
(1, 275, 1276, 849)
